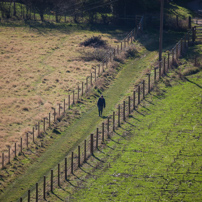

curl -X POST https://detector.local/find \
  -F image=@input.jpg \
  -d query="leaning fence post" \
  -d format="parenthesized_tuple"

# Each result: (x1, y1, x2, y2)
(102, 122, 104, 142)
(51, 169, 53, 192)
(118, 105, 120, 127)
(90, 134, 94, 155)
(71, 152, 74, 174)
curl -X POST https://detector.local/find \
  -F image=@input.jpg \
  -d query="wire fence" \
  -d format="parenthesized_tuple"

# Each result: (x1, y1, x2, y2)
(17, 24, 198, 202)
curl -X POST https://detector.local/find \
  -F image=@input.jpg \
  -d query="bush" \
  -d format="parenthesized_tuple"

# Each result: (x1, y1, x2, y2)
(80, 36, 107, 48)
(125, 47, 139, 58)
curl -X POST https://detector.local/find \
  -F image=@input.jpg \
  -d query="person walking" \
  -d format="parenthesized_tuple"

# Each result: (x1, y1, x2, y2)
(97, 95, 106, 117)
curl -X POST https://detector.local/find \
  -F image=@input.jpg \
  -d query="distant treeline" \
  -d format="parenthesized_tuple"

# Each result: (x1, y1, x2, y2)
(0, 0, 161, 23)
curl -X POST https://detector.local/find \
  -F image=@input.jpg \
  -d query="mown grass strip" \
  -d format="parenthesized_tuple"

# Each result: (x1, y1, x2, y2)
(0, 49, 157, 201)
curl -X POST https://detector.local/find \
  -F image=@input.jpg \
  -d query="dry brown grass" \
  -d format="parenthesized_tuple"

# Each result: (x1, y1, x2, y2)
(0, 26, 126, 153)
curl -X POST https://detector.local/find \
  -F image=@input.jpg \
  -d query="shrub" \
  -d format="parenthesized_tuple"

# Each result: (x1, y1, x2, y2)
(125, 47, 139, 58)
(80, 36, 107, 48)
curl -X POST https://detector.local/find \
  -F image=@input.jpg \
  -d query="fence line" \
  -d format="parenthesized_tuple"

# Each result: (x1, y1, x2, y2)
(17, 25, 197, 201)
(0, 16, 144, 170)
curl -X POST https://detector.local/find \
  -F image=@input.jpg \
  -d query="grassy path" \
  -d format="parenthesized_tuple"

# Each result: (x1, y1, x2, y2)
(0, 50, 157, 201)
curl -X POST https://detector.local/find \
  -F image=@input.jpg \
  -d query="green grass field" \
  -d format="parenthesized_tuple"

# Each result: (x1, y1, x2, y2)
(48, 64, 202, 202)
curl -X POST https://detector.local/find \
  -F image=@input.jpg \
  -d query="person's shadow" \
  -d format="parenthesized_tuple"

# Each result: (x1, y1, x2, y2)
(102, 116, 108, 119)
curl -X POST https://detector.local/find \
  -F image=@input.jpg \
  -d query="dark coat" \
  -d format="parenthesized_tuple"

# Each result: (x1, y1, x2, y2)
(97, 97, 105, 108)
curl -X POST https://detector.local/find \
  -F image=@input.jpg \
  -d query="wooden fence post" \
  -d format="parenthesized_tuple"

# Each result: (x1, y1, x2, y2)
(53, 108, 56, 122)
(143, 80, 145, 99)
(33, 127, 35, 143)
(90, 134, 93, 155)
(180, 38, 183, 55)
(51, 169, 53, 192)
(121, 42, 123, 51)
(163, 57, 166, 75)
(64, 99, 66, 113)
(118, 105, 120, 127)
(15, 143, 17, 158)
(86, 77, 88, 92)
(123, 101, 125, 121)
(176, 43, 179, 60)
(43, 118, 46, 133)
(128, 96, 131, 115)
(95, 68, 97, 82)
(58, 163, 60, 187)
(43, 176, 46, 200)
(159, 61, 161, 79)
(26, 133, 28, 148)
(2, 153, 4, 169)
(133, 91, 136, 110)
(78, 146, 80, 167)
(117, 45, 119, 55)
(167, 52, 170, 71)
(107, 117, 110, 138)
(82, 82, 84, 96)
(65, 158, 67, 180)
(73, 90, 75, 104)
(68, 95, 70, 109)
(102, 122, 104, 142)
(48, 112, 51, 128)
(71, 152, 74, 174)
(189, 16, 192, 29)
(59, 104, 61, 116)
(38, 121, 40, 136)
(91, 73, 93, 86)
(20, 137, 22, 153)
(36, 183, 38, 202)
(138, 85, 140, 104)
(84, 140, 86, 162)
(172, 48, 174, 65)
(20, 197, 22, 202)
(113, 112, 115, 131)
(98, 64, 100, 76)
(28, 190, 30, 202)
(96, 128, 99, 149)
(147, 73, 151, 93)
(78, 85, 79, 101)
